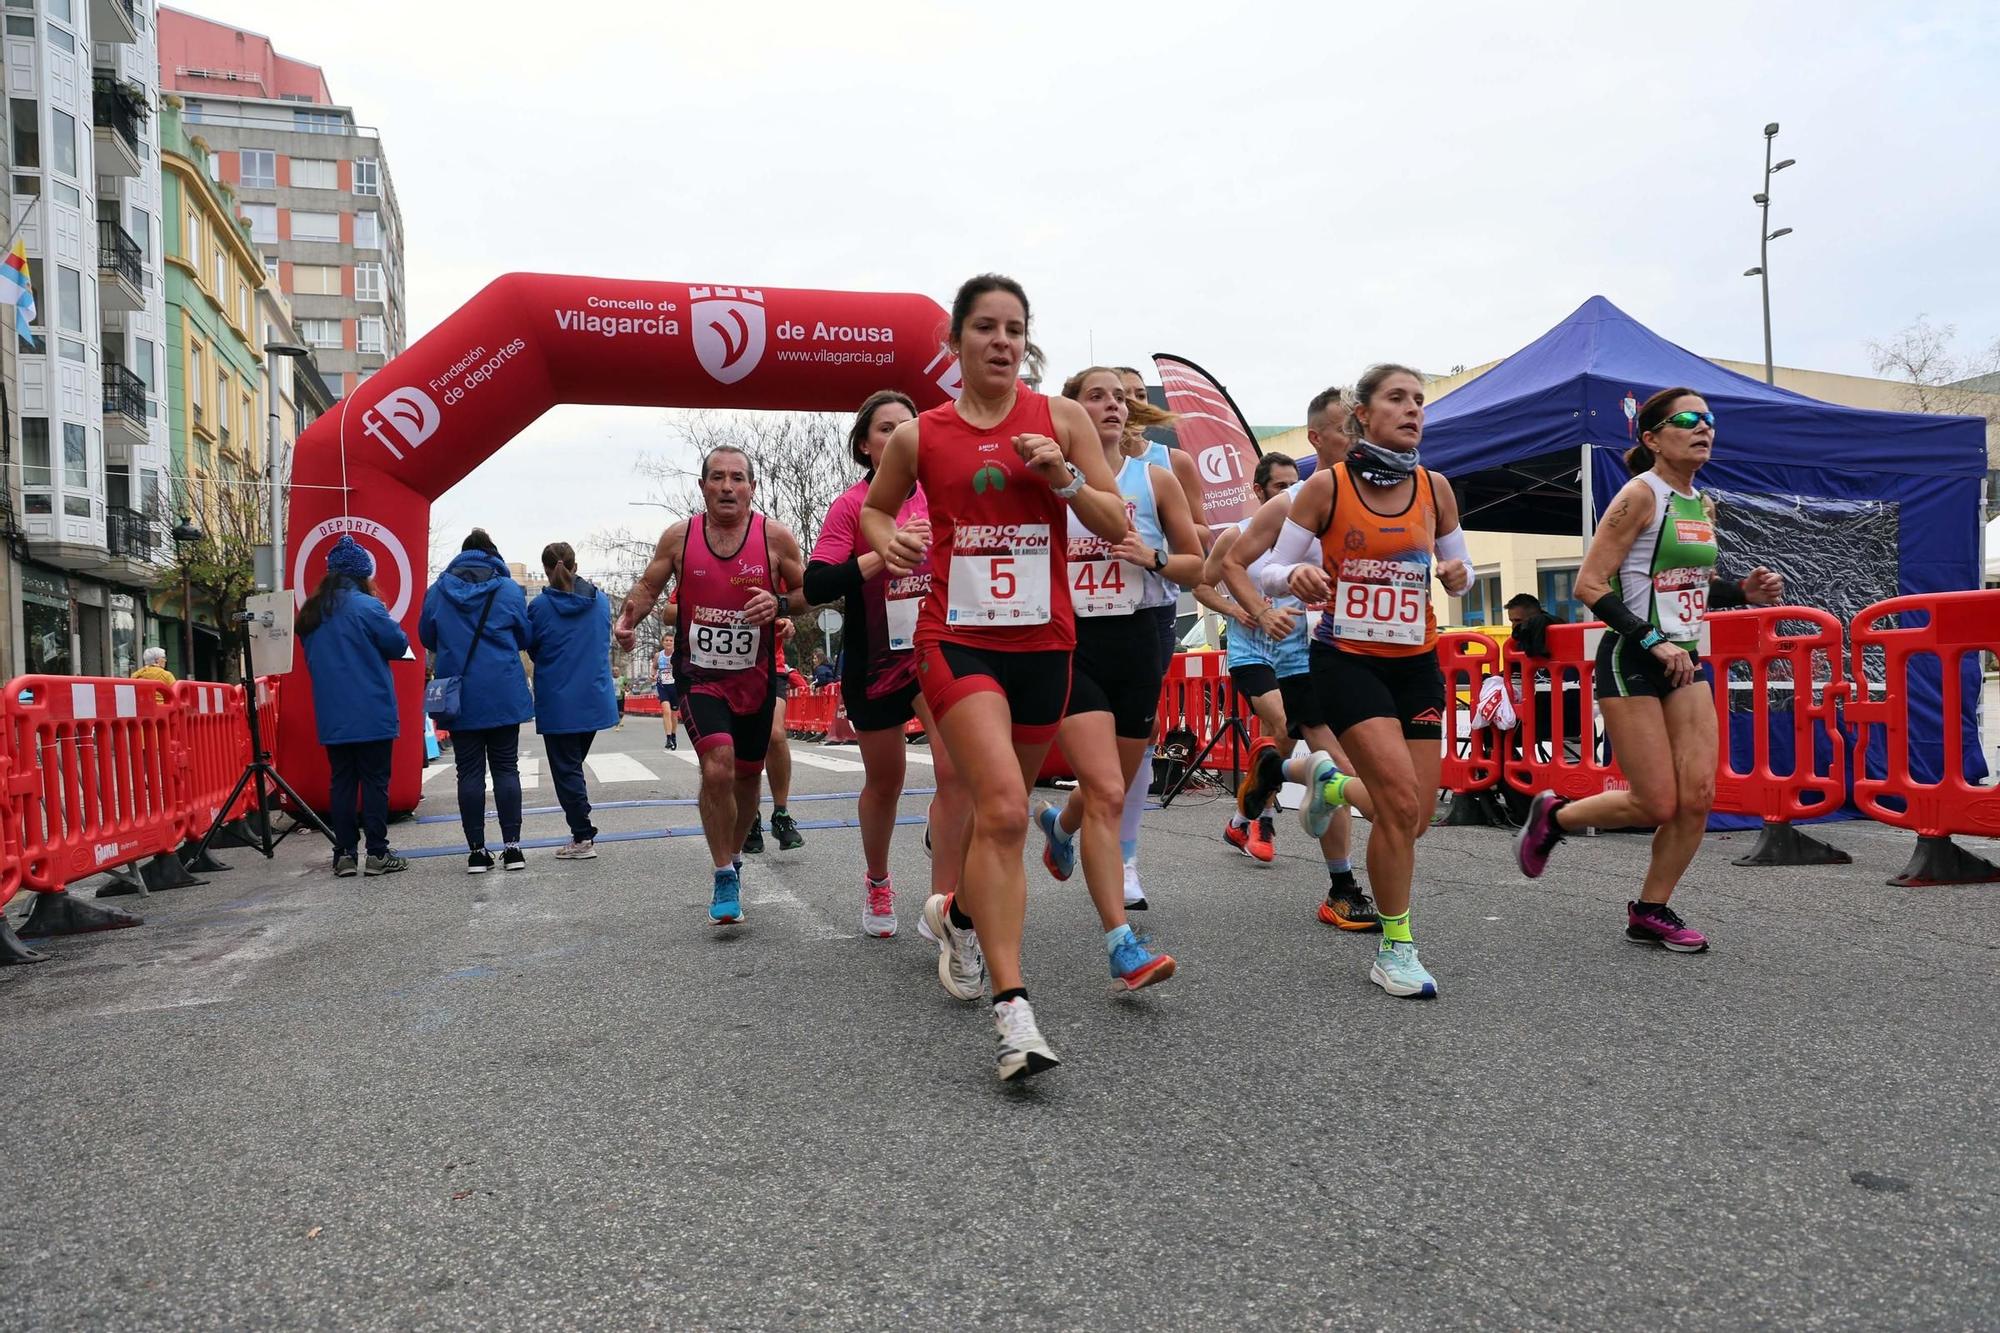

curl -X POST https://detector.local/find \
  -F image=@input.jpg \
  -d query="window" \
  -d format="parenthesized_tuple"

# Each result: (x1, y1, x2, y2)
(240, 203, 277, 243)
(107, 465, 129, 510)
(48, 0, 70, 20)
(355, 261, 383, 303)
(47, 22, 72, 52)
(53, 181, 78, 207)
(62, 421, 85, 471)
(299, 318, 341, 349)
(237, 283, 249, 329)
(50, 109, 75, 177)
(183, 100, 203, 123)
(262, 254, 279, 281)
(3, 17, 30, 37)
(64, 495, 91, 518)
(353, 210, 380, 249)
(190, 342, 204, 416)
(1459, 572, 1506, 628)
(213, 249, 224, 295)
(21, 418, 49, 487)
(23, 255, 43, 326)
(183, 208, 199, 259)
(293, 109, 341, 134)
(353, 158, 379, 196)
(8, 98, 36, 170)
(357, 316, 385, 353)
(240, 149, 275, 188)
(129, 206, 151, 262)
(291, 263, 341, 295)
(143, 469, 161, 515)
(1538, 566, 1585, 625)
(57, 265, 81, 333)
(289, 157, 336, 189)
(134, 337, 156, 392)
(291, 211, 338, 242)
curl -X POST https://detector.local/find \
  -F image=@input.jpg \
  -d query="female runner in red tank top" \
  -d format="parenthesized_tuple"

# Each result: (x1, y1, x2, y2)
(859, 274, 1127, 1083)
(803, 389, 967, 940)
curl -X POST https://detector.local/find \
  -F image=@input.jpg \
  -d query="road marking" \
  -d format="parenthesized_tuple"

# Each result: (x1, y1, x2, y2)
(585, 752, 658, 784)
(423, 764, 453, 785)
(485, 757, 539, 792)
(787, 746, 866, 773)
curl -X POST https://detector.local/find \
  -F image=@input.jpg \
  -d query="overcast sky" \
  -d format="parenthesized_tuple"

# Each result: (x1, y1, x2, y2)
(201, 1, 2000, 572)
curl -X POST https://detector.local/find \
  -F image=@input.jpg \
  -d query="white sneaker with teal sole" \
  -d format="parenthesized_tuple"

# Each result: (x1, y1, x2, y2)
(1369, 941, 1437, 998)
(1298, 752, 1349, 839)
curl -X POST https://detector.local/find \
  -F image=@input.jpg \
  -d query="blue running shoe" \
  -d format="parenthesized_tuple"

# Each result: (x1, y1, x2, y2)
(1369, 941, 1437, 998)
(1107, 926, 1176, 991)
(710, 868, 744, 924)
(1035, 801, 1075, 882)
(1298, 752, 1351, 839)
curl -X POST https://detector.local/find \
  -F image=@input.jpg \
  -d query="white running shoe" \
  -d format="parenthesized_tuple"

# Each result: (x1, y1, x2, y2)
(992, 996, 1061, 1082)
(1122, 856, 1149, 911)
(862, 875, 898, 938)
(920, 893, 985, 1001)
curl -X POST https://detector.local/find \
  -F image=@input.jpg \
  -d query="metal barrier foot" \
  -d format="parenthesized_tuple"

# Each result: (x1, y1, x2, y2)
(1731, 820, 1853, 868)
(0, 919, 51, 964)
(1888, 834, 2000, 887)
(18, 891, 143, 938)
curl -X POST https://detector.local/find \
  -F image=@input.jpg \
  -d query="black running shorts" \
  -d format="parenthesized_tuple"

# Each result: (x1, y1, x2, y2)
(1309, 642, 1446, 741)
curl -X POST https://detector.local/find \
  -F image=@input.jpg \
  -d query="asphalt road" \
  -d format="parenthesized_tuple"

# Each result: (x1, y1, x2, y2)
(3, 716, 1995, 1330)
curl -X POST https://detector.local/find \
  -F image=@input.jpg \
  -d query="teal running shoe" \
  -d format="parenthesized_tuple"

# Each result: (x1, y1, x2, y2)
(1035, 801, 1075, 882)
(710, 868, 744, 924)
(1369, 941, 1437, 998)
(1107, 926, 1176, 991)
(1298, 752, 1351, 839)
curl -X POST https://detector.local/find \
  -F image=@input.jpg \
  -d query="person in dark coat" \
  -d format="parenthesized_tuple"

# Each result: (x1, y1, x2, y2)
(527, 541, 619, 860)
(420, 528, 534, 873)
(298, 535, 410, 878)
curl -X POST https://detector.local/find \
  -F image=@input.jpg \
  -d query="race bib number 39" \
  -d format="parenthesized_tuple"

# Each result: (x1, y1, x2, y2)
(1331, 556, 1429, 646)
(1653, 567, 1708, 640)
(688, 618, 761, 671)
(948, 525, 1051, 626)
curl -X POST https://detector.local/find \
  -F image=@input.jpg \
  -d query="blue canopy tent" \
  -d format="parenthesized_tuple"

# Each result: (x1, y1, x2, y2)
(1420, 296, 1989, 820)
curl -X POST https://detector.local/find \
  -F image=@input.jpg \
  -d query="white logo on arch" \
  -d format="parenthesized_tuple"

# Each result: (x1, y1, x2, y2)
(359, 386, 441, 461)
(1198, 444, 1243, 485)
(292, 516, 415, 621)
(690, 286, 767, 385)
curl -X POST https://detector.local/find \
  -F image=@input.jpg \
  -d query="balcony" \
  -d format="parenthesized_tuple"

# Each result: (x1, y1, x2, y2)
(90, 0, 139, 46)
(102, 361, 148, 458)
(103, 505, 162, 585)
(91, 75, 146, 178)
(97, 218, 145, 311)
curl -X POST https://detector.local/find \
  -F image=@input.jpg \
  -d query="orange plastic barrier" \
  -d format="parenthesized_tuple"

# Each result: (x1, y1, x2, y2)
(175, 681, 245, 838)
(1847, 590, 2000, 884)
(1439, 631, 1506, 794)
(785, 686, 837, 739)
(1705, 608, 1851, 855)
(1155, 652, 1249, 774)
(1502, 623, 1625, 801)
(1, 676, 186, 892)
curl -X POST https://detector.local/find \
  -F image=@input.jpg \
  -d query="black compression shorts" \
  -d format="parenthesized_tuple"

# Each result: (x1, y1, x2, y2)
(1309, 642, 1446, 741)
(918, 642, 1072, 744)
(1067, 618, 1165, 740)
(681, 689, 777, 771)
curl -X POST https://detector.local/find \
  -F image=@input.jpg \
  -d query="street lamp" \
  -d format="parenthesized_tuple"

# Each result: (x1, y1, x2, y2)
(1747, 121, 1798, 384)
(171, 515, 204, 677)
(262, 339, 311, 592)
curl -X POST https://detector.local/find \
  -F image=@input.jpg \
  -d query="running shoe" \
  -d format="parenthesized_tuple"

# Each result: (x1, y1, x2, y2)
(921, 893, 986, 1001)
(1515, 792, 1566, 879)
(554, 839, 597, 860)
(1223, 818, 1275, 864)
(333, 853, 358, 879)
(771, 810, 804, 850)
(1237, 740, 1285, 821)
(664, 734, 678, 751)
(501, 847, 527, 871)
(1253, 815, 1277, 862)
(741, 814, 765, 855)
(1122, 856, 1149, 911)
(1369, 941, 1438, 998)
(363, 852, 407, 877)
(709, 869, 744, 924)
(1108, 927, 1176, 991)
(862, 875, 898, 938)
(1035, 802, 1075, 882)
(1626, 900, 1709, 953)
(992, 996, 1061, 1082)
(466, 849, 495, 875)
(1319, 880, 1382, 932)
(1298, 752, 1350, 839)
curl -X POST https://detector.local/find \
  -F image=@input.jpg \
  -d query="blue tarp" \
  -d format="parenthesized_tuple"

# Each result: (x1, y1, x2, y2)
(1420, 296, 1990, 814)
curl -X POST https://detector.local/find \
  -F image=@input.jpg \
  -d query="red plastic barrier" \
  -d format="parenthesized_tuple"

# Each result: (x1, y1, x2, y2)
(1156, 653, 1248, 774)
(786, 686, 837, 739)
(626, 693, 663, 716)
(0, 676, 186, 891)
(1706, 607, 1849, 823)
(1439, 631, 1505, 794)
(175, 681, 246, 839)
(1848, 590, 2000, 840)
(1502, 623, 1625, 800)
(826, 686, 858, 744)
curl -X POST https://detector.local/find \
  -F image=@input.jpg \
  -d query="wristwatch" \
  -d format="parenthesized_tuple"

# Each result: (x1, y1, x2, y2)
(1051, 465, 1085, 499)
(1150, 547, 1168, 573)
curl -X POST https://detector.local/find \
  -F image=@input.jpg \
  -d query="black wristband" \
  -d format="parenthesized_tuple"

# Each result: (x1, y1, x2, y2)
(1588, 589, 1654, 641)
(1707, 576, 1749, 610)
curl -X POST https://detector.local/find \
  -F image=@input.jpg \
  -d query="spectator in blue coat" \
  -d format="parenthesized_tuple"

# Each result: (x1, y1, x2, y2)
(420, 528, 534, 873)
(527, 541, 618, 860)
(298, 535, 410, 878)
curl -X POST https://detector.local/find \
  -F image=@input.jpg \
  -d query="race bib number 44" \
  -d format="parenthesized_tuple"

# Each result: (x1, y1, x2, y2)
(1653, 567, 1708, 640)
(688, 616, 761, 671)
(1331, 556, 1429, 646)
(1066, 535, 1139, 618)
(948, 524, 1051, 625)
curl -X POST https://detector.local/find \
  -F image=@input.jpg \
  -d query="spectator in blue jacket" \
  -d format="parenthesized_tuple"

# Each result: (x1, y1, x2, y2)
(527, 541, 618, 860)
(420, 528, 534, 873)
(298, 535, 410, 878)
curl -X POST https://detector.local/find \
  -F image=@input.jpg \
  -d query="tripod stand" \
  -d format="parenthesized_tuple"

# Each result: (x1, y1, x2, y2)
(1159, 686, 1255, 807)
(188, 613, 336, 865)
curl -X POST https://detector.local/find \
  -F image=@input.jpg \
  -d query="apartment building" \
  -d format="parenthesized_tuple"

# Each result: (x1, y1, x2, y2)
(156, 7, 405, 402)
(3, 0, 173, 680)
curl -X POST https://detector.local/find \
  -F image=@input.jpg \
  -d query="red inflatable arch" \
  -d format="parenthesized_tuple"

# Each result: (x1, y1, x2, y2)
(280, 273, 961, 813)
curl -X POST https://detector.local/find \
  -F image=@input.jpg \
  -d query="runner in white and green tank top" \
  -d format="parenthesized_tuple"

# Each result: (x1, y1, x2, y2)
(1604, 471, 1720, 685)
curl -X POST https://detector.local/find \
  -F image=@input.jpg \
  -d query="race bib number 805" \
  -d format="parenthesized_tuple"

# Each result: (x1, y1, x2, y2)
(1330, 556, 1429, 646)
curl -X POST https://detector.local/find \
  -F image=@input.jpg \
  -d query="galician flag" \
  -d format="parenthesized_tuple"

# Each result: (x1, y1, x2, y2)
(1, 238, 37, 347)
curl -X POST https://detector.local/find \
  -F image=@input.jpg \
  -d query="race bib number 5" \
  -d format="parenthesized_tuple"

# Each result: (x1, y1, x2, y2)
(688, 620, 760, 671)
(1653, 567, 1708, 640)
(948, 525, 1052, 626)
(1331, 557, 1429, 646)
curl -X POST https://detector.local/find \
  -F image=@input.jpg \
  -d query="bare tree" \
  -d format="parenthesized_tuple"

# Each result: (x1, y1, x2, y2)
(151, 475, 267, 682)
(1868, 316, 2000, 425)
(584, 522, 666, 685)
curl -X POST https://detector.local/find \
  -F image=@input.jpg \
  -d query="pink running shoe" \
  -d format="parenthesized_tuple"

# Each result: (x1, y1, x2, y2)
(1515, 791, 1567, 878)
(1626, 901, 1708, 952)
(862, 875, 898, 938)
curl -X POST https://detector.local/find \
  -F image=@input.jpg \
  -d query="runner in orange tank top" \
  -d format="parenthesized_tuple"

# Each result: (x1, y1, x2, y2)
(1225, 364, 1474, 1001)
(859, 274, 1126, 1084)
